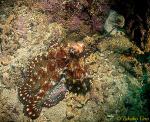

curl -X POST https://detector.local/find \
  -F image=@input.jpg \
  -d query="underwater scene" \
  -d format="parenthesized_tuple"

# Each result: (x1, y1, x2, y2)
(0, 0, 150, 122)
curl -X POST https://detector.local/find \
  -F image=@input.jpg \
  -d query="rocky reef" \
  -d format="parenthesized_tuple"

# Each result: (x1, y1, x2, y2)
(0, 0, 150, 122)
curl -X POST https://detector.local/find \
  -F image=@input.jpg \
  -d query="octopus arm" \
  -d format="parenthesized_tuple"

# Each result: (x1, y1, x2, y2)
(42, 82, 68, 108)
(23, 103, 42, 120)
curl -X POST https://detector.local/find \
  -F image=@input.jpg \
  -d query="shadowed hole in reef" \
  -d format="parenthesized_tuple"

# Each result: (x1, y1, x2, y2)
(111, 0, 150, 118)
(111, 0, 150, 51)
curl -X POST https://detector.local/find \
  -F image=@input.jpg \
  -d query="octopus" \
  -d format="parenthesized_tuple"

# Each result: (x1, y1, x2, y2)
(18, 42, 90, 119)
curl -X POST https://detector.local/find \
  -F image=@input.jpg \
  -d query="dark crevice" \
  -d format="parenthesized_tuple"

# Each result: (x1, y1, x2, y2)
(111, 0, 150, 51)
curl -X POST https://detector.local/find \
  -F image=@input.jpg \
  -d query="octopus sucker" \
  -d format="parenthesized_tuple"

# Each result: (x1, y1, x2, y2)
(42, 82, 68, 108)
(18, 42, 91, 119)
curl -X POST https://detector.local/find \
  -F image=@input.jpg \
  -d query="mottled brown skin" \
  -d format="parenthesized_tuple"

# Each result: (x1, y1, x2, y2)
(18, 42, 89, 119)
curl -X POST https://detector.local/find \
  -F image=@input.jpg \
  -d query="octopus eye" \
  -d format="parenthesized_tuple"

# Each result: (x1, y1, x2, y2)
(68, 42, 85, 57)
(69, 47, 77, 57)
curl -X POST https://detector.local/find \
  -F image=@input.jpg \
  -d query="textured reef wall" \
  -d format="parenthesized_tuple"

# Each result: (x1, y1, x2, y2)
(0, 0, 150, 122)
